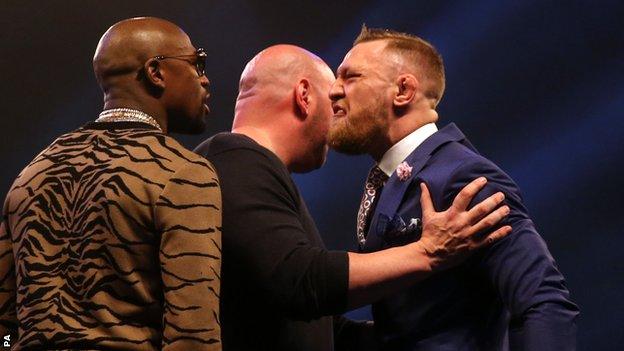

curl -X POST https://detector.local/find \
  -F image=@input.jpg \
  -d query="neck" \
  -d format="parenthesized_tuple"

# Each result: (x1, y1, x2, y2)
(232, 125, 295, 171)
(103, 96, 168, 134)
(368, 137, 393, 163)
(375, 109, 438, 160)
(233, 100, 303, 172)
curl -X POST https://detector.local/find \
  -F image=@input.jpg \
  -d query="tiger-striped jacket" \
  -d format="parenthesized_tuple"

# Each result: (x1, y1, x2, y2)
(0, 122, 222, 350)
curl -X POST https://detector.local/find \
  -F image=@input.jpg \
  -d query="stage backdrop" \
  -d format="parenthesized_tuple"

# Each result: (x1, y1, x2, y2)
(2, 1, 622, 349)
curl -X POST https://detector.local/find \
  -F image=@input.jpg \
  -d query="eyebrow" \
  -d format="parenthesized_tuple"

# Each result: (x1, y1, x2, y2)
(336, 65, 351, 76)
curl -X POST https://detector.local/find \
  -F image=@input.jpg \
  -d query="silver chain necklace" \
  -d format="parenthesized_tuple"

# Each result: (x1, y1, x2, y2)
(95, 108, 163, 132)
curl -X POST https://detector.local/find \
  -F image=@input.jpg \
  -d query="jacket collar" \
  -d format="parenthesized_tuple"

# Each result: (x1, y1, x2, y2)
(362, 123, 476, 251)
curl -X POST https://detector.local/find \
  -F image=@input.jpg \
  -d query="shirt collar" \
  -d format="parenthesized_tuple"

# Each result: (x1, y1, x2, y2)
(378, 123, 438, 176)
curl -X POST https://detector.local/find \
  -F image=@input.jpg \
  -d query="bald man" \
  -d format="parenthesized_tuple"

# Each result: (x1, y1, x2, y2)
(0, 18, 221, 350)
(194, 45, 511, 351)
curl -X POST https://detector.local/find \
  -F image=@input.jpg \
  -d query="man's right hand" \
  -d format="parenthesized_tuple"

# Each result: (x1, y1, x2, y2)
(417, 177, 511, 271)
(347, 176, 511, 309)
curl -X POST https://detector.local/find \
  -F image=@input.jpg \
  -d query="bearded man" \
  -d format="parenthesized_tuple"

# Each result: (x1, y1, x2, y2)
(328, 26, 579, 350)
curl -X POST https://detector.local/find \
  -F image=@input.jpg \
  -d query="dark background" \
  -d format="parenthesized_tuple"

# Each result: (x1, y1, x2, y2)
(1, 0, 623, 349)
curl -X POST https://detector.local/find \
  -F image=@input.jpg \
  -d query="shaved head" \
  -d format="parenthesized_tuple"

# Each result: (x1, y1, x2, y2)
(92, 17, 210, 134)
(93, 17, 193, 92)
(232, 45, 336, 173)
(236, 45, 333, 107)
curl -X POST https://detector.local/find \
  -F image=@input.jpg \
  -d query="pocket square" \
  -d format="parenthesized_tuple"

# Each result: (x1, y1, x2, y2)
(376, 213, 422, 241)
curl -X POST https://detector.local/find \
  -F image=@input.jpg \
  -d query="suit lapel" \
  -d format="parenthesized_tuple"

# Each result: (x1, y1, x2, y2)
(363, 123, 471, 251)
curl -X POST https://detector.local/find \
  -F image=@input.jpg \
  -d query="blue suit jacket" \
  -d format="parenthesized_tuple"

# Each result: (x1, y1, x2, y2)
(363, 123, 579, 350)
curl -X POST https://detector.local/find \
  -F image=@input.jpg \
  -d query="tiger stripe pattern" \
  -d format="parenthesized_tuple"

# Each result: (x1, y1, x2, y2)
(0, 122, 221, 350)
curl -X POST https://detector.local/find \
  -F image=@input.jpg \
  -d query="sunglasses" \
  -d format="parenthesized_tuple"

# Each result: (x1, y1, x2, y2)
(152, 48, 207, 77)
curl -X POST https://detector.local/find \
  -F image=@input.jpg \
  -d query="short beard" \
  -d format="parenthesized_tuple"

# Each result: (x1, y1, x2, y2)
(328, 106, 388, 155)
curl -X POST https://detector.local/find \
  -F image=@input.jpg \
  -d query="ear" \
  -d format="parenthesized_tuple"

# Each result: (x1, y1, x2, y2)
(393, 74, 418, 108)
(143, 58, 166, 90)
(294, 78, 311, 118)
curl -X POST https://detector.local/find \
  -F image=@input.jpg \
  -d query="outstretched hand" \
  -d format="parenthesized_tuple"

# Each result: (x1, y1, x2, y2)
(417, 177, 511, 271)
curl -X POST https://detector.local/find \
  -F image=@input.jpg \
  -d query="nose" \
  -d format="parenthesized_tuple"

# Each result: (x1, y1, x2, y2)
(329, 79, 344, 101)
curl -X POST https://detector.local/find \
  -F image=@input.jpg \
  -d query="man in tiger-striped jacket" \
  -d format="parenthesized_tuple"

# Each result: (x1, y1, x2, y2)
(0, 17, 221, 350)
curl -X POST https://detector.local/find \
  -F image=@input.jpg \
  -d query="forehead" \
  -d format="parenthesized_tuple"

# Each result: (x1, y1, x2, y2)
(338, 40, 388, 71)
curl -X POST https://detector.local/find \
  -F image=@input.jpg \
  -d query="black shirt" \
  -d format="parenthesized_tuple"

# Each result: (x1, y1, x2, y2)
(194, 133, 349, 351)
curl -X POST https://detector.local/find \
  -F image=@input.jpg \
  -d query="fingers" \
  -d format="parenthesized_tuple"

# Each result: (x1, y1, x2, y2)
(469, 205, 510, 235)
(466, 191, 505, 223)
(451, 177, 488, 211)
(419, 182, 434, 215)
(477, 225, 512, 247)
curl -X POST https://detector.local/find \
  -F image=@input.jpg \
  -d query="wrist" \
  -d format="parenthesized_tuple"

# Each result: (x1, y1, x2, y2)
(405, 241, 434, 275)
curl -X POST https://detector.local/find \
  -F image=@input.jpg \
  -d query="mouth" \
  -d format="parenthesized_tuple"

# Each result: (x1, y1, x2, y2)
(332, 103, 346, 117)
